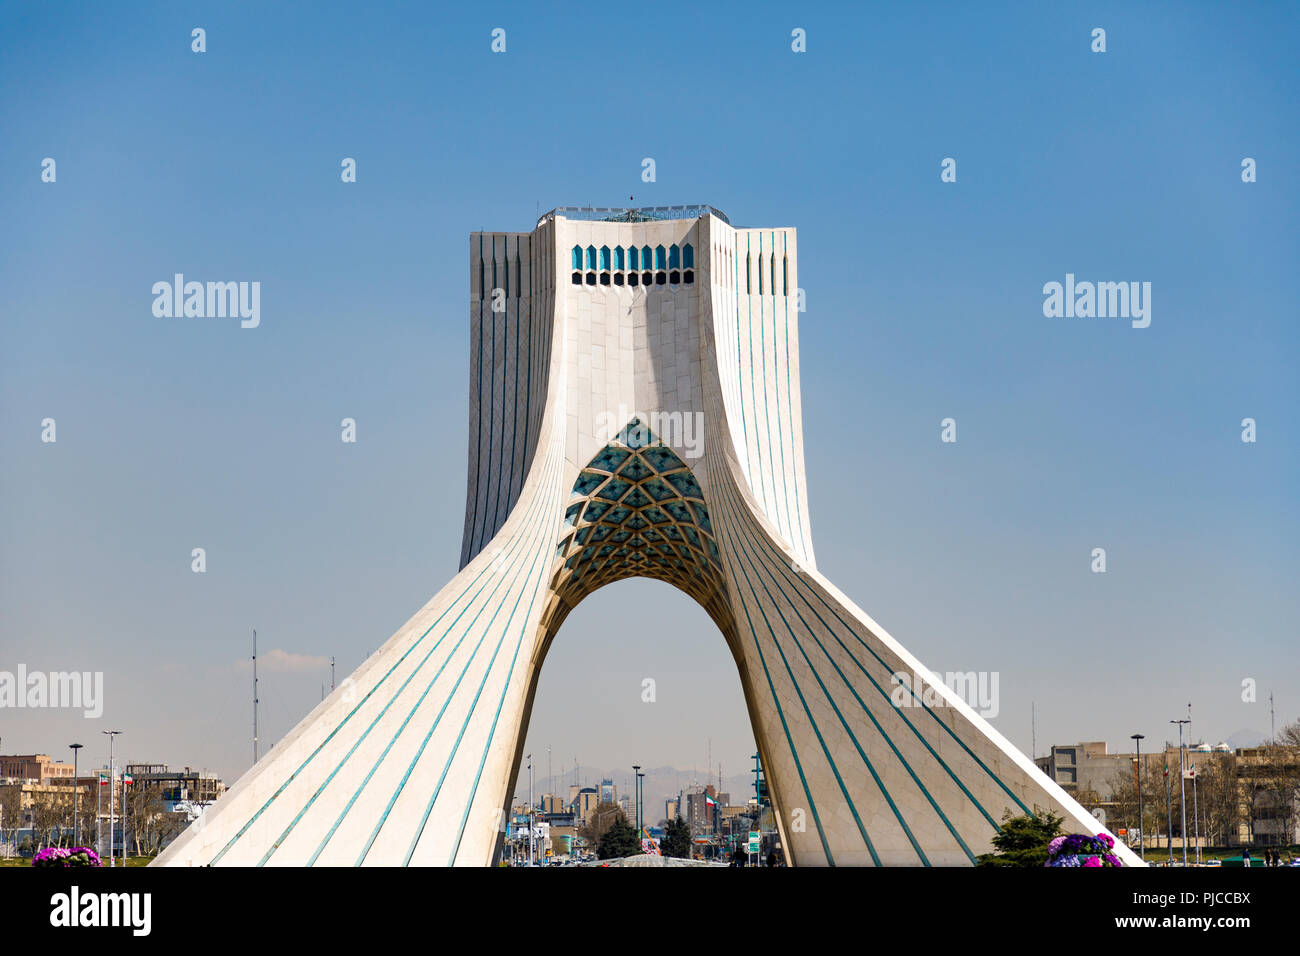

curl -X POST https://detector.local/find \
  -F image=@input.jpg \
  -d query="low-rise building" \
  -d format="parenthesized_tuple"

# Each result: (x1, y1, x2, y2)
(0, 754, 75, 782)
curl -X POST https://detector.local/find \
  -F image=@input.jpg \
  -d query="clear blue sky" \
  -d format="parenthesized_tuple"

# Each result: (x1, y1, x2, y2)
(1, 2, 1296, 793)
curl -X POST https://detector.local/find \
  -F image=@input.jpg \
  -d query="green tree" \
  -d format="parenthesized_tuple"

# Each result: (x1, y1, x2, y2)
(597, 815, 641, 860)
(975, 810, 1064, 867)
(660, 815, 691, 858)
(578, 801, 624, 848)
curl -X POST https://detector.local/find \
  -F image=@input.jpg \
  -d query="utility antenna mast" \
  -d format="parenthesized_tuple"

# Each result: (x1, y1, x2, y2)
(1031, 701, 1037, 760)
(253, 629, 259, 763)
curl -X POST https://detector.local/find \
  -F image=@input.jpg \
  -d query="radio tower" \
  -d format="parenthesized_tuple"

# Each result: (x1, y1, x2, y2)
(252, 629, 259, 763)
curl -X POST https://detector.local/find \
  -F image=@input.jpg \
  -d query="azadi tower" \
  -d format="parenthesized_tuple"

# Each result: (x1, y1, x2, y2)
(155, 205, 1140, 867)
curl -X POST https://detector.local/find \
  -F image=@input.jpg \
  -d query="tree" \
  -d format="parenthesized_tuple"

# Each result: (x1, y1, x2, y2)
(1195, 753, 1241, 847)
(27, 789, 72, 851)
(0, 786, 22, 850)
(660, 815, 691, 858)
(125, 785, 182, 856)
(1106, 758, 1192, 850)
(975, 809, 1063, 867)
(597, 815, 641, 860)
(578, 801, 624, 848)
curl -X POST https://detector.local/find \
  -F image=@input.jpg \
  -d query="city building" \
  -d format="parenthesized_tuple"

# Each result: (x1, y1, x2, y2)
(1232, 746, 1300, 847)
(568, 786, 598, 826)
(1036, 739, 1300, 848)
(682, 785, 723, 835)
(0, 754, 75, 782)
(124, 764, 224, 811)
(155, 205, 1139, 867)
(539, 792, 565, 814)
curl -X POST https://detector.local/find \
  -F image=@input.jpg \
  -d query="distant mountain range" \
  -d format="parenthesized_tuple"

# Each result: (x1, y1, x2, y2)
(1225, 729, 1270, 750)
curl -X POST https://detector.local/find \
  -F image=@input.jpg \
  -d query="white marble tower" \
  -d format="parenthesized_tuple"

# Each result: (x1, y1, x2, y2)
(154, 206, 1140, 867)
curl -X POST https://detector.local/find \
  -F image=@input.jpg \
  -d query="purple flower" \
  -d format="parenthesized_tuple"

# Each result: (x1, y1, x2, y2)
(32, 845, 102, 868)
(1048, 836, 1067, 855)
(1064, 834, 1090, 854)
(1104, 853, 1122, 867)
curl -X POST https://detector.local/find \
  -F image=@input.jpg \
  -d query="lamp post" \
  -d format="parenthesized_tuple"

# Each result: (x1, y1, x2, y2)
(121, 768, 130, 866)
(632, 765, 641, 838)
(637, 771, 646, 838)
(1130, 733, 1145, 861)
(1192, 765, 1200, 864)
(69, 743, 83, 847)
(101, 731, 121, 867)
(1166, 755, 1174, 864)
(1171, 717, 1191, 866)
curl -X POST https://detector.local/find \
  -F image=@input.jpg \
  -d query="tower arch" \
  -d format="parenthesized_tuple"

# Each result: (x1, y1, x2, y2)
(154, 207, 1142, 868)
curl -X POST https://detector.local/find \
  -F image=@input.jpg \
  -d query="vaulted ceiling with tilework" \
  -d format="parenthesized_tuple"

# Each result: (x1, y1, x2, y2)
(546, 419, 732, 634)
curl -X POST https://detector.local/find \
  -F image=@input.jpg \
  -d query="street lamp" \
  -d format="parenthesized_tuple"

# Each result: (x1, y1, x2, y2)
(631, 765, 641, 836)
(1130, 733, 1144, 861)
(636, 771, 646, 836)
(69, 743, 83, 847)
(1171, 716, 1191, 866)
(101, 731, 121, 867)
(526, 754, 534, 866)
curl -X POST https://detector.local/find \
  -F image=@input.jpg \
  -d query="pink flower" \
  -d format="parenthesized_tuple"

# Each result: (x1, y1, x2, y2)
(1083, 855, 1102, 867)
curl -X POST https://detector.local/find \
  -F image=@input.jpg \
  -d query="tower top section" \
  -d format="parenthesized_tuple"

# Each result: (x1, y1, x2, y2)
(536, 204, 730, 229)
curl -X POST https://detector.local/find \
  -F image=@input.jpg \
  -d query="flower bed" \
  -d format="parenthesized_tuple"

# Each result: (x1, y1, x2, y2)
(1045, 832, 1123, 867)
(32, 846, 103, 868)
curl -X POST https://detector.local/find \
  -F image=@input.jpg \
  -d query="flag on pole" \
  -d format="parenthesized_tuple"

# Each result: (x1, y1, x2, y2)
(98, 772, 108, 787)
(123, 774, 133, 785)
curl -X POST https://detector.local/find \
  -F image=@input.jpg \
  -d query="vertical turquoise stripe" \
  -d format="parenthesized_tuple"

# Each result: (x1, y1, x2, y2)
(207, 442, 555, 865)
(707, 455, 835, 865)
(401, 453, 562, 865)
(733, 231, 748, 478)
(767, 230, 793, 544)
(468, 234, 485, 561)
(724, 469, 1016, 825)
(755, 232, 779, 526)
(720, 475, 979, 863)
(713, 470, 879, 865)
(255, 450, 564, 865)
(487, 236, 501, 544)
(355, 450, 560, 866)
(782, 231, 808, 553)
